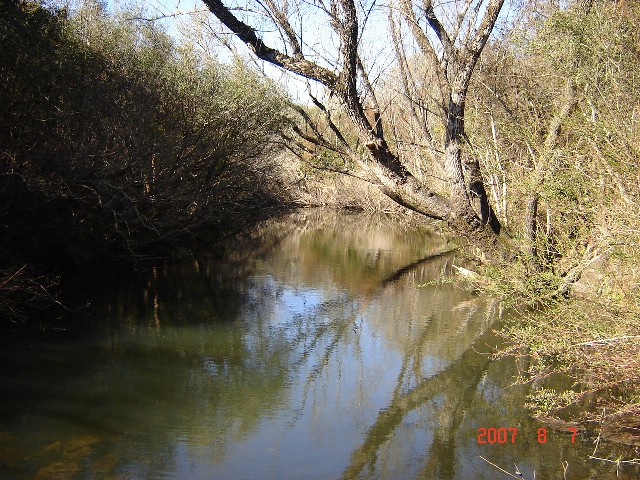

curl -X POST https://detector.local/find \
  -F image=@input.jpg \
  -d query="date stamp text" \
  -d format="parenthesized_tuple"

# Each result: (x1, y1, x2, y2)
(477, 427, 578, 444)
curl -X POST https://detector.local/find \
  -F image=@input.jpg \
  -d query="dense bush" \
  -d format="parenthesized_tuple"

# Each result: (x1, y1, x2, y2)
(464, 0, 640, 435)
(0, 0, 291, 323)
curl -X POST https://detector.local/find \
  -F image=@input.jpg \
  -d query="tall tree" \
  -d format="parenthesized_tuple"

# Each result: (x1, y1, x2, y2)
(201, 0, 506, 253)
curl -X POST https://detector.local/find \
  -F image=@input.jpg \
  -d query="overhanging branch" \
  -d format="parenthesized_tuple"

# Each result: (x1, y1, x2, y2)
(202, 0, 339, 86)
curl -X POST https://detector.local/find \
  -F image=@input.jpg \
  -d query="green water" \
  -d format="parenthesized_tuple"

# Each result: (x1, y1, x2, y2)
(0, 211, 637, 479)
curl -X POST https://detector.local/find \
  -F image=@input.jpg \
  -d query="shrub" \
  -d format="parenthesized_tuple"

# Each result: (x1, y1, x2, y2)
(0, 0, 291, 324)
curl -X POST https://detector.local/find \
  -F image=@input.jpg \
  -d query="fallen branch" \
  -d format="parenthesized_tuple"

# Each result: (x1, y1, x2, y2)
(479, 456, 526, 479)
(571, 336, 640, 348)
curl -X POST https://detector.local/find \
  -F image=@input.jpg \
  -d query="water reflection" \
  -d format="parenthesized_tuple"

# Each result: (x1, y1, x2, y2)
(0, 210, 637, 479)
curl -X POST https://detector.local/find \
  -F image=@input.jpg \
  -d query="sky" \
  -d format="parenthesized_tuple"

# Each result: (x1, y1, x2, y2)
(112, 0, 341, 103)
(97, 0, 520, 103)
(100, 0, 405, 103)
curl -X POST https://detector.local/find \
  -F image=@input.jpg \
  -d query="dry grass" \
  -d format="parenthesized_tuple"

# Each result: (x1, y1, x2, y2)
(277, 152, 407, 214)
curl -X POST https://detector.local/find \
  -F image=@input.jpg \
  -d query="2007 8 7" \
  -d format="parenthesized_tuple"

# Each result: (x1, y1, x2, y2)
(477, 427, 578, 444)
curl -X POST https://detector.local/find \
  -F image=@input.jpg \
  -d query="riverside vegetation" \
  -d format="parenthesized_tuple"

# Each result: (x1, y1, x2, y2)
(1, 0, 639, 450)
(0, 0, 291, 323)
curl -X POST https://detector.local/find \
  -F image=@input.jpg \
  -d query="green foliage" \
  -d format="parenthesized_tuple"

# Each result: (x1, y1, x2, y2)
(0, 0, 291, 324)
(525, 388, 581, 417)
(469, 0, 640, 265)
(477, 262, 560, 306)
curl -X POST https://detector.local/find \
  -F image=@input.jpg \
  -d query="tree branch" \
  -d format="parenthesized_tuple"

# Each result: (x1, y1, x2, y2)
(423, 0, 455, 63)
(202, 0, 339, 86)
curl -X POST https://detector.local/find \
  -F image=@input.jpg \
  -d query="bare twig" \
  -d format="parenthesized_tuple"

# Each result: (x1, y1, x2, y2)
(479, 456, 525, 479)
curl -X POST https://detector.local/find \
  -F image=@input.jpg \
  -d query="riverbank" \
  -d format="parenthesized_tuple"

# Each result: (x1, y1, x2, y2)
(498, 298, 640, 449)
(453, 248, 640, 451)
(2, 0, 638, 459)
(0, 0, 292, 329)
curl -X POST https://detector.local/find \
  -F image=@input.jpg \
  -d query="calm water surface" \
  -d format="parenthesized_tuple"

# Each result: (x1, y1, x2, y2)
(0, 211, 637, 479)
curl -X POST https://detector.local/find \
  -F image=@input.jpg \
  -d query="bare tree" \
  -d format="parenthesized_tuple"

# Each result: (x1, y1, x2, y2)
(393, 1, 505, 229)
(200, 0, 506, 254)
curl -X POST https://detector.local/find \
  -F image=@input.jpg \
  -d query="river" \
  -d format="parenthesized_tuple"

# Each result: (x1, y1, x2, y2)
(0, 210, 636, 479)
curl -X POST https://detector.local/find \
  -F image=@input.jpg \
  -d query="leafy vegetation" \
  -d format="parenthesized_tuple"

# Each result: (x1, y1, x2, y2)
(0, 0, 291, 325)
(463, 0, 640, 442)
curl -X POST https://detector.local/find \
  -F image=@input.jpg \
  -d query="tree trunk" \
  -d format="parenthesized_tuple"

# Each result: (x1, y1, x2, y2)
(201, 0, 507, 260)
(445, 91, 501, 234)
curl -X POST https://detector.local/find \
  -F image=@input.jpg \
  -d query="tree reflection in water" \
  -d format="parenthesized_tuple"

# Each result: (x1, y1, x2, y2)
(0, 210, 636, 479)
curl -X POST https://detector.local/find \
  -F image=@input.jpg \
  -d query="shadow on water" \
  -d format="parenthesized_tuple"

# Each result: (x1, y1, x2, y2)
(0, 210, 637, 479)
